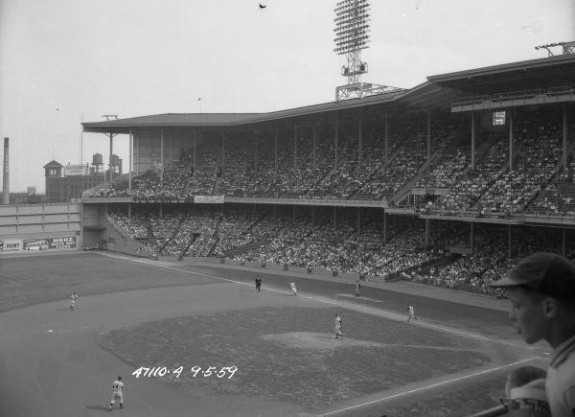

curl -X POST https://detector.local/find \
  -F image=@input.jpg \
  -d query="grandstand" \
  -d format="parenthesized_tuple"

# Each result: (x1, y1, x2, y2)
(77, 54, 575, 293)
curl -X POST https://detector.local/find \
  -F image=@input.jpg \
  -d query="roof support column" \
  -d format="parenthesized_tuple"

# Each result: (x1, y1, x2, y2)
(274, 128, 278, 175)
(160, 128, 165, 185)
(334, 119, 339, 168)
(311, 206, 316, 226)
(168, 133, 172, 172)
(358, 116, 363, 169)
(425, 219, 430, 246)
(508, 225, 512, 258)
(254, 129, 258, 170)
(294, 125, 298, 169)
(427, 111, 431, 162)
(470, 223, 474, 255)
(562, 228, 566, 257)
(135, 132, 140, 176)
(384, 112, 389, 163)
(221, 130, 226, 171)
(356, 207, 361, 237)
(508, 112, 513, 172)
(471, 112, 476, 170)
(382, 211, 388, 244)
(129, 129, 133, 193)
(313, 125, 318, 168)
(194, 131, 198, 171)
(108, 132, 114, 183)
(563, 105, 569, 173)
(333, 207, 337, 231)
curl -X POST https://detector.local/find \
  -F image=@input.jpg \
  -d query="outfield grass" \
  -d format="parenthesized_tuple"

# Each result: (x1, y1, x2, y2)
(0, 253, 222, 312)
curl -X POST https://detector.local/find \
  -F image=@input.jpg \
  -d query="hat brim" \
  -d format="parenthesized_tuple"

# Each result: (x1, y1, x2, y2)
(489, 275, 523, 288)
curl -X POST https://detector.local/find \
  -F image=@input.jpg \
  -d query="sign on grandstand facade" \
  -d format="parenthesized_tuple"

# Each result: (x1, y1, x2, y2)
(493, 111, 506, 126)
(194, 195, 225, 204)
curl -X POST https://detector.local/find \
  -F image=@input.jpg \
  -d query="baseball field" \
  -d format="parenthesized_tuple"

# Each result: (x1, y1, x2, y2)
(0, 252, 550, 417)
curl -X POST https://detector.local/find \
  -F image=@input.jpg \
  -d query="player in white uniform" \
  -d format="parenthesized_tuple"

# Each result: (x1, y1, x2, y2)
(407, 305, 417, 321)
(108, 376, 124, 412)
(69, 292, 79, 311)
(289, 282, 298, 296)
(335, 313, 343, 339)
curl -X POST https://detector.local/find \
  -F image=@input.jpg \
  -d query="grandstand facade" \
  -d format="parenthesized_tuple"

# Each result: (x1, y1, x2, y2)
(78, 55, 575, 292)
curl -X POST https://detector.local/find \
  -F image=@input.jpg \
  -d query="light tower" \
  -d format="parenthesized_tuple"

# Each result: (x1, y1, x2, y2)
(535, 41, 575, 57)
(333, 0, 403, 101)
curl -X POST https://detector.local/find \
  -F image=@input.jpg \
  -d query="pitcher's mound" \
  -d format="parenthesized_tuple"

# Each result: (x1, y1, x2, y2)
(262, 332, 383, 350)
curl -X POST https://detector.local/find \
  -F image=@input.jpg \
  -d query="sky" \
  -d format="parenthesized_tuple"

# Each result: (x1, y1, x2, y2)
(1, 0, 574, 193)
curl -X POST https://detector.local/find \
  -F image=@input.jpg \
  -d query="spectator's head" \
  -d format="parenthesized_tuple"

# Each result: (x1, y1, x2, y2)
(490, 252, 575, 348)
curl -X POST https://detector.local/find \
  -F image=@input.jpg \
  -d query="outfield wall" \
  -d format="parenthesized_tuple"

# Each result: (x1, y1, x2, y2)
(0, 203, 82, 255)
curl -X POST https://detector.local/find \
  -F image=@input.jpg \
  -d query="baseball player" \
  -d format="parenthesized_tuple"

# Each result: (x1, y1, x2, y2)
(108, 376, 124, 412)
(69, 292, 79, 311)
(407, 305, 417, 321)
(290, 282, 298, 296)
(255, 275, 262, 292)
(335, 313, 343, 339)
(354, 280, 361, 297)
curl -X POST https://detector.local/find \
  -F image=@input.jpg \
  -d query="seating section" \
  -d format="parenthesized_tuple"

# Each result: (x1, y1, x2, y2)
(94, 110, 575, 298)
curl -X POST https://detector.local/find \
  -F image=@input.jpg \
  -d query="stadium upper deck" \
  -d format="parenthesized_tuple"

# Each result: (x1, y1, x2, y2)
(81, 56, 575, 231)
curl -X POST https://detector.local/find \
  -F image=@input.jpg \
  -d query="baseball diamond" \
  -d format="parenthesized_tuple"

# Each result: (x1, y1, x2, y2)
(0, 252, 550, 417)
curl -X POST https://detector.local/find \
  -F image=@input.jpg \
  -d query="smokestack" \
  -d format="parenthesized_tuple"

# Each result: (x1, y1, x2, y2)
(3, 137, 9, 205)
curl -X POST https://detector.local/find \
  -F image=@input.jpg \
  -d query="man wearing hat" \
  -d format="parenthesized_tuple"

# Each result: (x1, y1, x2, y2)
(490, 252, 575, 417)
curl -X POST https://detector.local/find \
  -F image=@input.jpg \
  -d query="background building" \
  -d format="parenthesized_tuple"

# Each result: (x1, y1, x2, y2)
(43, 158, 122, 203)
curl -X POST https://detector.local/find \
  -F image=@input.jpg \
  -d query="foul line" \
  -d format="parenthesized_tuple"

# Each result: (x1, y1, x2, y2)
(317, 357, 536, 416)
(101, 253, 533, 350)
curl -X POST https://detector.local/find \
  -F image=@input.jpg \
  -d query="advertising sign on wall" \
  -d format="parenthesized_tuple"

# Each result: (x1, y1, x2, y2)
(22, 237, 77, 251)
(0, 239, 23, 254)
(23, 239, 49, 251)
(47, 236, 77, 249)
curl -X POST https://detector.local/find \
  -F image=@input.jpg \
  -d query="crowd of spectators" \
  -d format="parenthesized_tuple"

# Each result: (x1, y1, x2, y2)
(474, 123, 562, 214)
(84, 111, 575, 301)
(437, 139, 509, 212)
(82, 111, 575, 221)
(104, 206, 575, 300)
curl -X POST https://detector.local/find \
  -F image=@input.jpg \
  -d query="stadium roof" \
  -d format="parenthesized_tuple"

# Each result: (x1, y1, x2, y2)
(82, 113, 261, 133)
(82, 55, 575, 134)
(427, 54, 575, 94)
(82, 92, 404, 133)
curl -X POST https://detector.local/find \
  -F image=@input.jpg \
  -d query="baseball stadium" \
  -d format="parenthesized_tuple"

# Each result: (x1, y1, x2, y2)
(2, 2, 575, 417)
